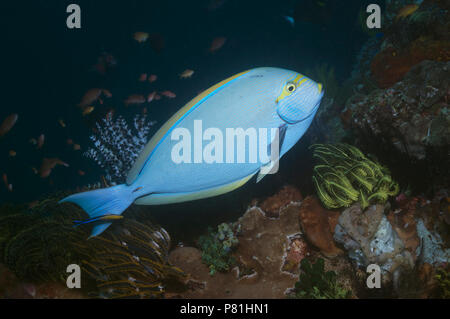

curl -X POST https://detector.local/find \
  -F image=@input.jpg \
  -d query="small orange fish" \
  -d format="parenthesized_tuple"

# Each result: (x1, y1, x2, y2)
(39, 158, 69, 178)
(139, 73, 148, 82)
(147, 91, 157, 103)
(102, 89, 112, 98)
(78, 88, 102, 107)
(179, 69, 194, 79)
(133, 32, 149, 43)
(209, 37, 226, 53)
(78, 169, 85, 176)
(2, 173, 12, 192)
(148, 74, 158, 83)
(8, 150, 16, 157)
(396, 4, 419, 20)
(37, 134, 45, 149)
(82, 106, 95, 116)
(124, 94, 146, 106)
(93, 52, 117, 75)
(58, 118, 66, 128)
(73, 144, 81, 151)
(161, 90, 176, 98)
(0, 113, 18, 137)
(66, 138, 73, 145)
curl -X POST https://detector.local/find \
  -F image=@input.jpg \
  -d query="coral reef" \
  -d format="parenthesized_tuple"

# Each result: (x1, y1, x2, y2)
(371, 38, 450, 88)
(311, 143, 399, 210)
(346, 2, 449, 188)
(374, 0, 449, 88)
(289, 258, 352, 299)
(169, 198, 357, 298)
(257, 185, 303, 218)
(0, 263, 85, 298)
(328, 189, 450, 298)
(170, 203, 304, 298)
(387, 207, 420, 262)
(80, 219, 185, 298)
(0, 196, 87, 282)
(0, 194, 185, 299)
(347, 60, 449, 191)
(84, 113, 156, 184)
(282, 237, 308, 273)
(333, 202, 416, 289)
(197, 223, 239, 275)
(298, 196, 342, 257)
(350, 37, 383, 93)
(416, 218, 450, 266)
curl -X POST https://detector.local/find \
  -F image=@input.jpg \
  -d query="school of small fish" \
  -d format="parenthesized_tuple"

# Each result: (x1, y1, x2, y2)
(0, 24, 229, 202)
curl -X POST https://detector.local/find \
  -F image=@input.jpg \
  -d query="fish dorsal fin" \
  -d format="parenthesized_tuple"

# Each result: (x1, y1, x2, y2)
(126, 70, 250, 185)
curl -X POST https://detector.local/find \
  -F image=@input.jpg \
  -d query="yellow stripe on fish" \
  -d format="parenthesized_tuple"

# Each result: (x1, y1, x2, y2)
(135, 170, 257, 205)
(275, 73, 309, 104)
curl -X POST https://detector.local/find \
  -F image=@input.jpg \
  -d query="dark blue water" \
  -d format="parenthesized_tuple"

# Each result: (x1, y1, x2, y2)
(1, 0, 377, 214)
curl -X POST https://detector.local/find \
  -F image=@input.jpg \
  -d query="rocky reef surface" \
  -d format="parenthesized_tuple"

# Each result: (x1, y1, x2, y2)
(167, 184, 449, 299)
(311, 0, 449, 195)
(348, 61, 449, 174)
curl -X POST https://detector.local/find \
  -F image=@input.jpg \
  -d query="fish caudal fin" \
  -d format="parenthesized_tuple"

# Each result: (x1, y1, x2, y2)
(59, 184, 135, 238)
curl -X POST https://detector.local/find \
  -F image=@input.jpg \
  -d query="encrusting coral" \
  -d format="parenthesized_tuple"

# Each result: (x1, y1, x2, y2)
(197, 223, 240, 275)
(289, 258, 352, 299)
(311, 143, 399, 210)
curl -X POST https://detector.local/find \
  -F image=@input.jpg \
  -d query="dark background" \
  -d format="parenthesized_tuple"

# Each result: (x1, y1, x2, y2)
(0, 0, 381, 242)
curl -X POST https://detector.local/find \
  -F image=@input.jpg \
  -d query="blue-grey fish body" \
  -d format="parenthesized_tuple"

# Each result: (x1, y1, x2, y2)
(60, 67, 324, 237)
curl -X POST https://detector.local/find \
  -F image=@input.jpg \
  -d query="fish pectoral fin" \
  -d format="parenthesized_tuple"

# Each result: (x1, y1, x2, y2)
(267, 124, 287, 157)
(256, 158, 280, 183)
(257, 124, 286, 183)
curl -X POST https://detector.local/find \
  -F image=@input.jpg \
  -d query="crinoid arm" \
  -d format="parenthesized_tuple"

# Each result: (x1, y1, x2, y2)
(311, 144, 399, 210)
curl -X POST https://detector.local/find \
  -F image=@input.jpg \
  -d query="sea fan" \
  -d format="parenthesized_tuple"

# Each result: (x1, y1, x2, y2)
(84, 114, 156, 184)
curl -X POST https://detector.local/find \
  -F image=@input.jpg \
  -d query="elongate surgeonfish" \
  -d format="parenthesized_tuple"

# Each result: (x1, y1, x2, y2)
(60, 67, 324, 237)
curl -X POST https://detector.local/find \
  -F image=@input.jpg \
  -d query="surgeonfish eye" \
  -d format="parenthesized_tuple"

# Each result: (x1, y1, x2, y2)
(286, 82, 296, 93)
(276, 81, 299, 104)
(276, 73, 324, 124)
